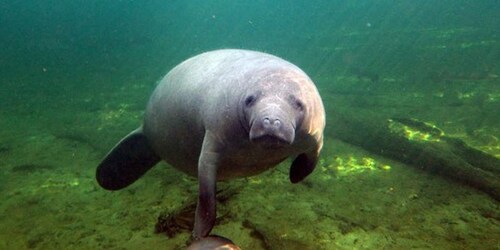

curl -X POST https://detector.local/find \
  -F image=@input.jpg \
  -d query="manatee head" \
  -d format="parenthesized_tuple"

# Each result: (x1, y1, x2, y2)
(240, 70, 306, 147)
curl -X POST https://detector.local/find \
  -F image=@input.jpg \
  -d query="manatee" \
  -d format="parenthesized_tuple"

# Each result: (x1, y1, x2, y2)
(96, 49, 325, 247)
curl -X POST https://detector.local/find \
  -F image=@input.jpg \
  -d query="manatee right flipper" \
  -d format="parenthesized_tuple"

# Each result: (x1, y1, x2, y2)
(96, 128, 160, 190)
(193, 131, 221, 240)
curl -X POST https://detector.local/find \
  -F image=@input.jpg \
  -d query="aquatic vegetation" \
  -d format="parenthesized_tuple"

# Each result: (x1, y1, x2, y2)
(388, 118, 443, 142)
(319, 156, 391, 178)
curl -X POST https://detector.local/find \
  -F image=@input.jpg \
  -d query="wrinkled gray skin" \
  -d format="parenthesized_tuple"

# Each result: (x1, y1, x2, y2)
(96, 49, 325, 246)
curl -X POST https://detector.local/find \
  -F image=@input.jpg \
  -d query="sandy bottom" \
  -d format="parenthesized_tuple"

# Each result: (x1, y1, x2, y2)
(0, 76, 498, 249)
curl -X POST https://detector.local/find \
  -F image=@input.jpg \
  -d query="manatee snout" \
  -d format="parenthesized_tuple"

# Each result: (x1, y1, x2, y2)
(244, 92, 303, 147)
(249, 113, 295, 146)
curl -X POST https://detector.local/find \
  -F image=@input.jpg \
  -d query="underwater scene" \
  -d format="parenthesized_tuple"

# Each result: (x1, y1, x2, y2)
(0, 1, 499, 249)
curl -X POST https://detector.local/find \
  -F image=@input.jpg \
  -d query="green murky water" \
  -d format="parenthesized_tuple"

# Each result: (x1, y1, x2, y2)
(0, 1, 498, 249)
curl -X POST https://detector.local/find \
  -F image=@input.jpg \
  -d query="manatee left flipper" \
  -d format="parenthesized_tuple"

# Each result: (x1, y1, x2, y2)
(289, 149, 319, 183)
(96, 128, 160, 190)
(193, 131, 221, 239)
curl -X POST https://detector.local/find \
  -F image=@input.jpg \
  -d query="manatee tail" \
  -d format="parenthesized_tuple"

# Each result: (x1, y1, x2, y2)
(96, 128, 160, 190)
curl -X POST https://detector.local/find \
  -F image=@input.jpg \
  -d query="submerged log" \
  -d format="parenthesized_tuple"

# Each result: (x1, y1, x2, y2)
(328, 109, 500, 201)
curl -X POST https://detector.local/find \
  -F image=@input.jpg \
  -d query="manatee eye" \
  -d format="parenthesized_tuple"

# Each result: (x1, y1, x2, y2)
(294, 100, 304, 111)
(244, 95, 256, 107)
(289, 95, 304, 112)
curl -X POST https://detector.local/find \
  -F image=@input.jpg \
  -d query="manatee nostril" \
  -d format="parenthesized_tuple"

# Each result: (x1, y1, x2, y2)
(263, 118, 271, 126)
(262, 117, 281, 128)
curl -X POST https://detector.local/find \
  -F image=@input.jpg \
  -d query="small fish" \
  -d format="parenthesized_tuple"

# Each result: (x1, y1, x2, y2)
(187, 235, 241, 250)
